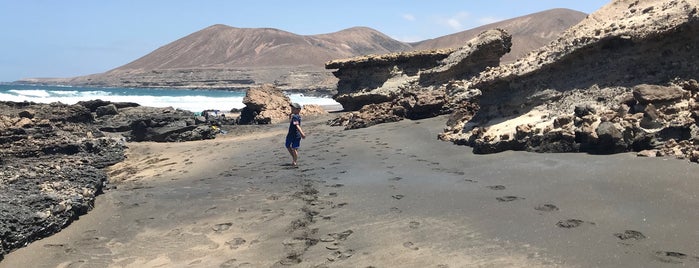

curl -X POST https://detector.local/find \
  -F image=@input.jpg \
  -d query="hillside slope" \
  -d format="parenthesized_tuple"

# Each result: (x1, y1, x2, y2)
(412, 8, 587, 62)
(25, 9, 586, 92)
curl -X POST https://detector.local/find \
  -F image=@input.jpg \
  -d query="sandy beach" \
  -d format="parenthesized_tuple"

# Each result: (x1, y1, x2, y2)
(2, 114, 699, 267)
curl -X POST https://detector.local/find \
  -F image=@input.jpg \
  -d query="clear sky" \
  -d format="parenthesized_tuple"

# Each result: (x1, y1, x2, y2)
(0, 0, 610, 82)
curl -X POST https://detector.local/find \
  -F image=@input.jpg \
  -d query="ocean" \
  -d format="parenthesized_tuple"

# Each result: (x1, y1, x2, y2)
(0, 84, 340, 113)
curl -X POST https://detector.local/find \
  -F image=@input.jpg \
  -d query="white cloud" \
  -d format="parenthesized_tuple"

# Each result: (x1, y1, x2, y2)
(402, 13, 416, 21)
(478, 16, 503, 25)
(437, 11, 470, 31)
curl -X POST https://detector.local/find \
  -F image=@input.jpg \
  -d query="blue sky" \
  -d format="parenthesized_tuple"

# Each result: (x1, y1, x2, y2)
(0, 0, 609, 82)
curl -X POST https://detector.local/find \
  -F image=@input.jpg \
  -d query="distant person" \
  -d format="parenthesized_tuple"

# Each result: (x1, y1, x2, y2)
(286, 103, 306, 167)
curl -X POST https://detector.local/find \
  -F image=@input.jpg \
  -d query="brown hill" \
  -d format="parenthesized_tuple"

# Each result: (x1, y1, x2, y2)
(30, 9, 586, 92)
(412, 8, 587, 62)
(118, 25, 412, 70)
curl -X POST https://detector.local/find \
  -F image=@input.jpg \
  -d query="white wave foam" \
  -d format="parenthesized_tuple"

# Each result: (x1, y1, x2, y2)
(8, 89, 51, 98)
(288, 94, 341, 106)
(2, 88, 340, 112)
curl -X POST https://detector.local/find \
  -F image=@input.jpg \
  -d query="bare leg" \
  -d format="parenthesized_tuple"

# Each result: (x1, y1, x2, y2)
(287, 147, 298, 166)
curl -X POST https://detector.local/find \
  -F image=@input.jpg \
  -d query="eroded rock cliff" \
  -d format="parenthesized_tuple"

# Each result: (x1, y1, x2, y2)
(439, 0, 699, 161)
(327, 29, 512, 129)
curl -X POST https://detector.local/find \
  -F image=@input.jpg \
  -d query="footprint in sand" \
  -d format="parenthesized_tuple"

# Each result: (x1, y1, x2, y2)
(392, 194, 405, 200)
(535, 204, 559, 212)
(487, 185, 506, 190)
(212, 222, 233, 233)
(653, 251, 699, 264)
(390, 207, 402, 213)
(556, 219, 595, 228)
(225, 237, 247, 249)
(332, 202, 348, 208)
(409, 221, 420, 229)
(614, 230, 646, 241)
(388, 176, 403, 181)
(496, 196, 524, 202)
(64, 260, 87, 268)
(329, 249, 355, 261)
(403, 241, 419, 250)
(329, 230, 354, 241)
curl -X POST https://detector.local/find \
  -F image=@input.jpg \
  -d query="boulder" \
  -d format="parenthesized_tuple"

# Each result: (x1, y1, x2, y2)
(239, 84, 293, 124)
(96, 104, 118, 117)
(592, 121, 627, 154)
(632, 84, 688, 104)
(238, 84, 327, 125)
(18, 109, 35, 119)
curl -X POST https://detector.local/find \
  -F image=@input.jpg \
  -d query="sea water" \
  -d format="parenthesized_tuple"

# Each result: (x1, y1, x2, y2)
(0, 84, 340, 113)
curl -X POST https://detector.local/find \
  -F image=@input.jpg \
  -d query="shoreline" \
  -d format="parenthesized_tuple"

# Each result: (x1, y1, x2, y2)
(0, 84, 341, 113)
(2, 115, 698, 267)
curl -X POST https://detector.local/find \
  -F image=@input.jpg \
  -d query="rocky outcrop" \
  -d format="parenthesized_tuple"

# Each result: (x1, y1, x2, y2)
(238, 84, 327, 125)
(327, 29, 511, 129)
(0, 98, 241, 259)
(0, 102, 126, 260)
(439, 0, 699, 162)
(77, 100, 222, 142)
(95, 106, 219, 142)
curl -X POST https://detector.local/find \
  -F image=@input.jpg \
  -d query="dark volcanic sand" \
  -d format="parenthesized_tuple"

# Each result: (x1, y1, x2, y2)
(2, 115, 698, 267)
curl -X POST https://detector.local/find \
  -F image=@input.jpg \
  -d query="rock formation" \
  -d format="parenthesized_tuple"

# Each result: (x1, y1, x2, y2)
(438, 0, 699, 162)
(238, 84, 328, 125)
(326, 29, 511, 129)
(0, 101, 125, 260)
(0, 98, 241, 259)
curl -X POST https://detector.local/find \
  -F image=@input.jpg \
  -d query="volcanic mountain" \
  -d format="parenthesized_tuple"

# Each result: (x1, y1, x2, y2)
(26, 8, 587, 93)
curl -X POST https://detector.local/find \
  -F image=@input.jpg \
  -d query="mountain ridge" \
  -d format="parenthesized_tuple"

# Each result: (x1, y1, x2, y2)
(19, 8, 587, 92)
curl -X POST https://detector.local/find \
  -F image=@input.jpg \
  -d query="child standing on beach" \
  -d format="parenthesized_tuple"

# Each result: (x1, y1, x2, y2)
(286, 103, 306, 167)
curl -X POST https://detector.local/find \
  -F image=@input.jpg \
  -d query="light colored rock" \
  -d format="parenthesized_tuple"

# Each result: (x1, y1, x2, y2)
(239, 84, 327, 124)
(441, 0, 699, 158)
(637, 150, 658, 157)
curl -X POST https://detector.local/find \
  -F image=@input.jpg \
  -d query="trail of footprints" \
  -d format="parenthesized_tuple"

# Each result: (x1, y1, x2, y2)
(478, 181, 696, 264)
(381, 136, 696, 265)
(230, 126, 696, 266)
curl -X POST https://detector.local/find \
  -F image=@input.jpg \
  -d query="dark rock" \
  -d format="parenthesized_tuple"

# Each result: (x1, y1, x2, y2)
(78, 99, 139, 112)
(45, 104, 94, 124)
(18, 110, 35, 119)
(0, 98, 235, 259)
(633, 84, 688, 104)
(95, 104, 118, 117)
(574, 105, 595, 117)
(0, 101, 128, 259)
(640, 104, 664, 129)
(592, 121, 627, 154)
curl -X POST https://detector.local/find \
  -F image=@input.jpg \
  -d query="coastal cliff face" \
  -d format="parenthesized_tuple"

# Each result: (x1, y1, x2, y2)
(326, 29, 511, 129)
(438, 0, 699, 160)
(323, 0, 699, 162)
